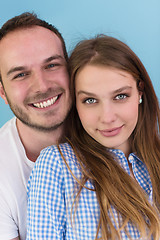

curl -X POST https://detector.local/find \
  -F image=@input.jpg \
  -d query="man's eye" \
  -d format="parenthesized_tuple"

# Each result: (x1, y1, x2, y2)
(13, 72, 27, 79)
(84, 98, 97, 104)
(46, 63, 59, 69)
(115, 94, 128, 100)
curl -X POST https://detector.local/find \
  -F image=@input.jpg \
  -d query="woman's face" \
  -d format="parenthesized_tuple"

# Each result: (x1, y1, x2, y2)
(75, 65, 141, 156)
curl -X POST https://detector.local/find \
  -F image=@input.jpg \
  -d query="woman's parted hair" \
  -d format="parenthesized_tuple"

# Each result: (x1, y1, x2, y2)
(69, 35, 159, 147)
(66, 35, 160, 239)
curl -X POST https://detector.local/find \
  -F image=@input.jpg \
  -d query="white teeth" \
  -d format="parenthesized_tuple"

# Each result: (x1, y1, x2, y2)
(33, 96, 58, 108)
(40, 103, 43, 108)
(36, 103, 40, 108)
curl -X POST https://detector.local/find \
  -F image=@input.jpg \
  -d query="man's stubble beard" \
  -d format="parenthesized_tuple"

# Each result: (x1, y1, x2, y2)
(5, 92, 69, 132)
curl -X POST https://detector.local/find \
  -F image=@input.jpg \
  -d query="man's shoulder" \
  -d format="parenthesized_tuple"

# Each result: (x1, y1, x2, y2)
(0, 117, 25, 166)
(0, 117, 31, 188)
(0, 117, 16, 138)
(0, 117, 20, 151)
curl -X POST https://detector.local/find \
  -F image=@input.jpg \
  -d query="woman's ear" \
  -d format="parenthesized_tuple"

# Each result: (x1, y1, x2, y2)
(139, 91, 143, 104)
(0, 82, 8, 104)
(137, 80, 144, 104)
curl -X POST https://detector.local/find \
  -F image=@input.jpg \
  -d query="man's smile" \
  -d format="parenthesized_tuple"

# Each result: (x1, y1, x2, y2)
(30, 94, 61, 109)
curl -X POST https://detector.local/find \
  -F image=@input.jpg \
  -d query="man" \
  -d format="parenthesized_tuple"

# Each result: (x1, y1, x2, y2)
(0, 12, 71, 240)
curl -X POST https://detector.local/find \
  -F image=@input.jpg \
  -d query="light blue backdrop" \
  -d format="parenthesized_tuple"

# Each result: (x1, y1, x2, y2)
(0, 0, 160, 127)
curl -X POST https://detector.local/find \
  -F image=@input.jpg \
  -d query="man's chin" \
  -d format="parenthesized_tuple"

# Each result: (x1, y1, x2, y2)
(19, 119, 64, 132)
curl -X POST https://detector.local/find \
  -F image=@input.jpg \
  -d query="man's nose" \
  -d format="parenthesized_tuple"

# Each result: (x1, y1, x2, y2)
(31, 71, 49, 93)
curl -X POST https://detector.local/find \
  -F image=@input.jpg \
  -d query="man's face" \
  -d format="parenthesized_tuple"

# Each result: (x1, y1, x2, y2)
(0, 26, 71, 131)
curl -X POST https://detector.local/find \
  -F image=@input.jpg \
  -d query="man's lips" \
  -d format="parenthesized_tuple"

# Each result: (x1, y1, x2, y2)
(99, 125, 123, 137)
(30, 94, 61, 109)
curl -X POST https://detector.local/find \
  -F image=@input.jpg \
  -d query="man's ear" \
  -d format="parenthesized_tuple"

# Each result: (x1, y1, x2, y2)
(0, 82, 8, 104)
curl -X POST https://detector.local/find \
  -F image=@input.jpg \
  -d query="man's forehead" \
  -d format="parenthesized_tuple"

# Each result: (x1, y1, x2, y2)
(1, 25, 60, 42)
(0, 26, 64, 58)
(0, 26, 65, 74)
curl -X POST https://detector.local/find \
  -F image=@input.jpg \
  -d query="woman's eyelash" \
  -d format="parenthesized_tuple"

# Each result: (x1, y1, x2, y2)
(81, 93, 130, 104)
(82, 98, 97, 104)
(115, 93, 129, 100)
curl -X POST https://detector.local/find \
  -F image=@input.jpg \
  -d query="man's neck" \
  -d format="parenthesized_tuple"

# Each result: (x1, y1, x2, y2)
(16, 119, 64, 162)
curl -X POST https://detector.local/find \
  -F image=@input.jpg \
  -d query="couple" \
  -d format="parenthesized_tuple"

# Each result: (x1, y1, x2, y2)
(0, 12, 160, 240)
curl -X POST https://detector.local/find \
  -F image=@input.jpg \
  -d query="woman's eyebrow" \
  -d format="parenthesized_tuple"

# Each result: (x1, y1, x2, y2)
(77, 90, 97, 97)
(112, 86, 132, 94)
(77, 86, 132, 96)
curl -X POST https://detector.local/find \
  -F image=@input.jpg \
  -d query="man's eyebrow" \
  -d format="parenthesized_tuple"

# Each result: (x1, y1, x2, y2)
(43, 55, 64, 63)
(7, 55, 65, 76)
(7, 66, 26, 76)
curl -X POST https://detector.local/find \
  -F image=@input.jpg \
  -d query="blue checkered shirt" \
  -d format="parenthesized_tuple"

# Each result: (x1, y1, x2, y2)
(27, 142, 153, 239)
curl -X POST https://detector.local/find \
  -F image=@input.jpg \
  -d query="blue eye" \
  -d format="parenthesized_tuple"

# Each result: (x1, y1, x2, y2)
(115, 94, 128, 100)
(85, 98, 97, 104)
(46, 64, 55, 69)
(46, 63, 60, 69)
(13, 72, 28, 79)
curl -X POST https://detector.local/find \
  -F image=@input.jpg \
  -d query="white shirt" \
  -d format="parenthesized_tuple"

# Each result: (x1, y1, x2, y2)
(0, 117, 34, 240)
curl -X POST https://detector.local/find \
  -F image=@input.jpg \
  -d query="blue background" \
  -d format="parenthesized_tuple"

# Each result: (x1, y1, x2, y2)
(0, 0, 160, 127)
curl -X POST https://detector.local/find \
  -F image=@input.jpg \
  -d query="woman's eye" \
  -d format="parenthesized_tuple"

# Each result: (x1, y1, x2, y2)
(84, 98, 97, 104)
(115, 94, 128, 100)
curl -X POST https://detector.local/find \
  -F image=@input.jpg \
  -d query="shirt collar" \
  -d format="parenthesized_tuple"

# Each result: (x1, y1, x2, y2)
(108, 148, 141, 162)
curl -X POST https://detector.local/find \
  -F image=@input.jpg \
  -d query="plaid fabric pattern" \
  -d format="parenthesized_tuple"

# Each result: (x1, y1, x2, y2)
(27, 143, 153, 240)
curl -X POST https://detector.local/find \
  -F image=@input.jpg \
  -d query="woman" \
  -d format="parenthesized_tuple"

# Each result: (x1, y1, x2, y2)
(27, 35, 160, 239)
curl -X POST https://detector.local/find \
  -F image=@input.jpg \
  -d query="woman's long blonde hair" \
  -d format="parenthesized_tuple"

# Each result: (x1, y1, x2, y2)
(64, 35, 160, 239)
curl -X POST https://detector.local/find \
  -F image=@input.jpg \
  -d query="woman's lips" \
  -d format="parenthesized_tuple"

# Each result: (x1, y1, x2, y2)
(99, 125, 123, 137)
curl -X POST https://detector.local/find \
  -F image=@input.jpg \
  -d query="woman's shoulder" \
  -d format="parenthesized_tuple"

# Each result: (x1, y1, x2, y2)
(37, 142, 78, 170)
(40, 142, 75, 158)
